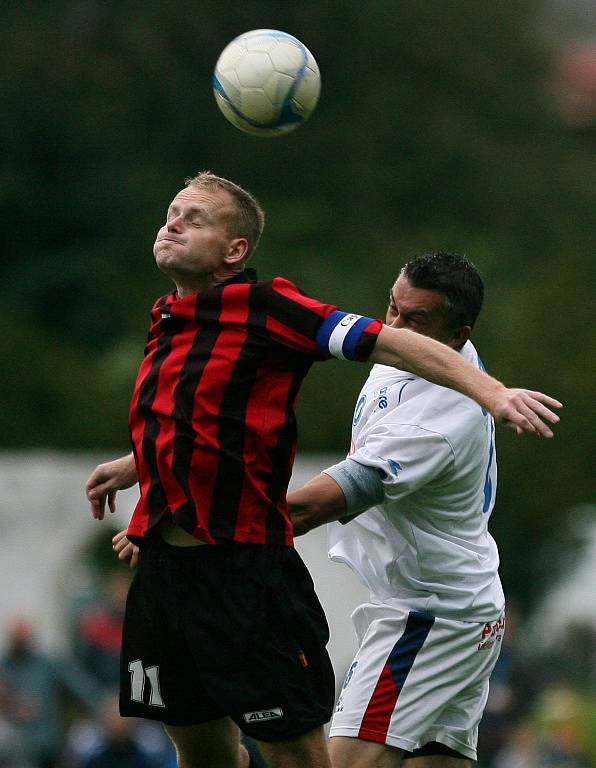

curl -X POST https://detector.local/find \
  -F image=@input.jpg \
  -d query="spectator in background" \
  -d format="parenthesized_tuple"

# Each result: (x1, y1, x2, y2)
(491, 684, 593, 768)
(0, 618, 99, 768)
(66, 694, 170, 768)
(477, 603, 537, 765)
(72, 569, 131, 689)
(491, 722, 542, 768)
(0, 674, 29, 768)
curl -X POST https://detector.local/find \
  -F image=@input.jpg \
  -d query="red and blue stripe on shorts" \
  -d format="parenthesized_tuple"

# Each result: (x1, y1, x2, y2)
(358, 611, 435, 743)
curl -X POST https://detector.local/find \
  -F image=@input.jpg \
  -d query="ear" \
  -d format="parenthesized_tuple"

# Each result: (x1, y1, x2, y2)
(450, 325, 471, 350)
(225, 238, 249, 265)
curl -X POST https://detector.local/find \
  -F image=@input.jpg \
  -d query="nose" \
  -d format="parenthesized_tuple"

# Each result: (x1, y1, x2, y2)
(167, 214, 184, 233)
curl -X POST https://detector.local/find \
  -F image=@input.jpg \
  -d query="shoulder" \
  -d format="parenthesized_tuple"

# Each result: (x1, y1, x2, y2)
(252, 275, 306, 293)
(270, 276, 303, 292)
(362, 364, 431, 405)
(364, 352, 486, 438)
(266, 276, 328, 306)
(251, 275, 305, 300)
(263, 276, 338, 320)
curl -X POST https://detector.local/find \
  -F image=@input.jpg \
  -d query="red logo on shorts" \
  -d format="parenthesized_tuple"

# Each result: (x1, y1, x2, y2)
(478, 616, 505, 650)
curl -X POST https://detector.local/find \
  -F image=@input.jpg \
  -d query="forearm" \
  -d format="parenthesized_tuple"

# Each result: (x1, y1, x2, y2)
(287, 474, 347, 535)
(288, 459, 385, 535)
(118, 452, 138, 486)
(371, 326, 503, 412)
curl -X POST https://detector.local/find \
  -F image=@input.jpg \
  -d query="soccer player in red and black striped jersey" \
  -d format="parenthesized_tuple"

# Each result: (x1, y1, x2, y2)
(85, 172, 560, 768)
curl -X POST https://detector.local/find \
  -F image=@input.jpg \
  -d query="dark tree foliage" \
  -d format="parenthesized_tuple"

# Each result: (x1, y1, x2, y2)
(1, 1, 594, 608)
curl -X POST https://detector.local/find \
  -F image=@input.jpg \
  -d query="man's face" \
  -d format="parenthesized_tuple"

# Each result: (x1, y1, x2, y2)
(386, 274, 461, 348)
(153, 186, 238, 280)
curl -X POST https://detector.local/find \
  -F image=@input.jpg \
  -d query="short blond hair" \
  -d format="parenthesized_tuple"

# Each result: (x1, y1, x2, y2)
(185, 171, 265, 258)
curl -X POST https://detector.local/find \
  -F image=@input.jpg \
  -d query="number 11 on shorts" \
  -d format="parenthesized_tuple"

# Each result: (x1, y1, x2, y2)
(128, 659, 165, 707)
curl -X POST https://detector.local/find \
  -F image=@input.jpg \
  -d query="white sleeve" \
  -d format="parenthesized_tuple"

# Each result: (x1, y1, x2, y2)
(350, 421, 455, 502)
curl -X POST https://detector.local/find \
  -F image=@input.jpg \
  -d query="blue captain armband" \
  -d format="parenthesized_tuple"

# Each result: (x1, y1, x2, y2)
(316, 311, 377, 360)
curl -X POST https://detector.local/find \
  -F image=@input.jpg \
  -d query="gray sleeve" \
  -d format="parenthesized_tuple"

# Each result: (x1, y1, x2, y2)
(323, 457, 385, 524)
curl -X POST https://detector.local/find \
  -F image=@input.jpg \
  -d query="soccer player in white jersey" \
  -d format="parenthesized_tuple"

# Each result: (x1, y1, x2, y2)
(288, 252, 510, 767)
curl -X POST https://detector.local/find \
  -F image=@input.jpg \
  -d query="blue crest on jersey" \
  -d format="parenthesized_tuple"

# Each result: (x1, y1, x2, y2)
(353, 395, 367, 426)
(387, 459, 402, 476)
(342, 661, 358, 689)
(482, 418, 496, 513)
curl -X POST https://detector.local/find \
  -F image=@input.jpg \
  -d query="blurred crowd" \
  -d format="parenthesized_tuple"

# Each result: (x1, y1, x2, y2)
(0, 563, 176, 768)
(0, 532, 594, 768)
(476, 607, 596, 767)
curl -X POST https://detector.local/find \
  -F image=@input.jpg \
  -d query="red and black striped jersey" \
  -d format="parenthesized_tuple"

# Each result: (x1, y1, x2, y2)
(127, 268, 382, 546)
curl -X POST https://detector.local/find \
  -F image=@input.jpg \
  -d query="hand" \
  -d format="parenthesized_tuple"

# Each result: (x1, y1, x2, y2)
(491, 388, 562, 437)
(112, 529, 139, 568)
(86, 453, 137, 520)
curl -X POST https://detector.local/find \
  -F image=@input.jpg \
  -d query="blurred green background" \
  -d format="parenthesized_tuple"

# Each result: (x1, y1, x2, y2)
(1, 0, 594, 614)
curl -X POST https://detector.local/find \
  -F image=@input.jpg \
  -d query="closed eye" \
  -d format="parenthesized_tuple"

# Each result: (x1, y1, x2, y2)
(401, 311, 429, 328)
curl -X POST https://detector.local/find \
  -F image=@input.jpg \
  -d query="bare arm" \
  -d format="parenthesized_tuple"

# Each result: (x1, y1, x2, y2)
(85, 452, 137, 520)
(371, 325, 562, 437)
(288, 474, 347, 535)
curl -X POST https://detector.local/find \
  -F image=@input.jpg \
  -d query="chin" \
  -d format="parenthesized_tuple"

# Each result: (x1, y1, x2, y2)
(155, 244, 178, 263)
(154, 254, 179, 276)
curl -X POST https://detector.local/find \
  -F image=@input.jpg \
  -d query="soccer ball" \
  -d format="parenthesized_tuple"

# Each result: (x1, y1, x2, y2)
(212, 29, 321, 137)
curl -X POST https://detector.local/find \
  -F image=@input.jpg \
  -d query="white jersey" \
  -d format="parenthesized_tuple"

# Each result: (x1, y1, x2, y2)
(328, 341, 503, 621)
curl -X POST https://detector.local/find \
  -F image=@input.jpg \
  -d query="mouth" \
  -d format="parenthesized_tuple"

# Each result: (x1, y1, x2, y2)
(158, 236, 184, 244)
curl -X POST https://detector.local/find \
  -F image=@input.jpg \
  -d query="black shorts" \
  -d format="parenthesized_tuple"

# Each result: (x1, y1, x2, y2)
(403, 742, 467, 760)
(119, 537, 335, 741)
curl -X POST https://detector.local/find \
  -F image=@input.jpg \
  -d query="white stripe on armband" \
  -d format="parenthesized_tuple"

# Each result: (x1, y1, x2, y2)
(328, 313, 364, 359)
(323, 458, 385, 524)
(316, 310, 376, 360)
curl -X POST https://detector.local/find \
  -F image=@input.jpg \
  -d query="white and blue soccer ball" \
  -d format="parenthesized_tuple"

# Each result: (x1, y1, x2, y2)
(213, 29, 321, 137)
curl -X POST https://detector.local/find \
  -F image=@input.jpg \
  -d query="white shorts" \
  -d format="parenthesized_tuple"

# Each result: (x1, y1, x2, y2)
(329, 603, 505, 761)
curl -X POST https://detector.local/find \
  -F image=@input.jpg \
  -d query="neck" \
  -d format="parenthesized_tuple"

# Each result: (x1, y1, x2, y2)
(175, 264, 245, 297)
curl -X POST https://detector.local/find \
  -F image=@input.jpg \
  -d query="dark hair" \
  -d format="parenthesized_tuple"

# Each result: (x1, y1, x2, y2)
(401, 251, 484, 328)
